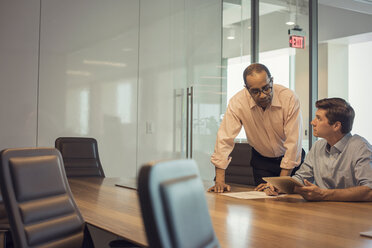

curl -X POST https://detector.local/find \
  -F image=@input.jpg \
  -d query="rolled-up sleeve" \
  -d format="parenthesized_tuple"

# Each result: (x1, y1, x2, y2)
(210, 103, 242, 169)
(281, 95, 303, 170)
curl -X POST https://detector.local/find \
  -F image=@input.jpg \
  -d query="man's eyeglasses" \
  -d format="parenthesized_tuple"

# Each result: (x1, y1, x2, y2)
(245, 79, 273, 96)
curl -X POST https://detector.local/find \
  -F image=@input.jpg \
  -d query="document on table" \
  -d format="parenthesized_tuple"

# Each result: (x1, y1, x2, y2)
(221, 191, 281, 199)
(360, 230, 372, 238)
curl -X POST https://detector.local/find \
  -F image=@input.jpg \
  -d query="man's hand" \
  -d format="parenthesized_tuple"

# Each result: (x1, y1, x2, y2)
(294, 179, 326, 201)
(208, 167, 231, 193)
(208, 182, 231, 193)
(255, 183, 278, 196)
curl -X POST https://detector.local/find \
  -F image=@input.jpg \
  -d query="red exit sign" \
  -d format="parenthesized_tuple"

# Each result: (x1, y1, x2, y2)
(289, 35, 305, 49)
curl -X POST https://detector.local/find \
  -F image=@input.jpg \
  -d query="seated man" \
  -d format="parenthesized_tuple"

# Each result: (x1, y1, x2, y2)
(269, 98, 372, 201)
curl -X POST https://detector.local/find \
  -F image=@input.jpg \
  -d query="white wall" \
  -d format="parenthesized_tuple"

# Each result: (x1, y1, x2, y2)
(349, 41, 372, 143)
(327, 43, 348, 99)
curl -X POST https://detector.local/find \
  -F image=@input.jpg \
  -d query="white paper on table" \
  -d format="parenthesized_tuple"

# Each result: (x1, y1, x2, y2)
(360, 230, 372, 238)
(221, 191, 282, 199)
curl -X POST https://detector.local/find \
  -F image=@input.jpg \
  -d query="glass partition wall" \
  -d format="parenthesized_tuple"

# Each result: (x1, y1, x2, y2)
(37, 0, 318, 180)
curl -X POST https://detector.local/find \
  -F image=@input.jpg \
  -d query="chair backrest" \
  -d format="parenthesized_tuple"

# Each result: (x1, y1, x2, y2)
(225, 143, 255, 185)
(0, 193, 12, 247)
(55, 137, 105, 177)
(0, 147, 86, 248)
(137, 159, 220, 248)
(0, 194, 8, 224)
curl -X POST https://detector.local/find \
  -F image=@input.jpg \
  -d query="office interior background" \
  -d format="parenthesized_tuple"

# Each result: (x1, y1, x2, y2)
(1, 0, 372, 181)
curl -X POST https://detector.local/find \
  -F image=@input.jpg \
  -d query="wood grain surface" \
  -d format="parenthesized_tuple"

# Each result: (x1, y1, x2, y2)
(69, 178, 372, 248)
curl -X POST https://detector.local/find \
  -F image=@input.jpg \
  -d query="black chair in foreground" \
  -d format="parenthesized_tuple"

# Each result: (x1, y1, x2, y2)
(138, 159, 220, 248)
(55, 137, 105, 177)
(0, 147, 140, 248)
(0, 196, 12, 248)
(0, 147, 94, 248)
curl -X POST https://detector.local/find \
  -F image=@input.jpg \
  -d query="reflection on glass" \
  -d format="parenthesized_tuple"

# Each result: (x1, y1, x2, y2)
(117, 82, 132, 124)
(80, 89, 89, 135)
(66, 88, 89, 135)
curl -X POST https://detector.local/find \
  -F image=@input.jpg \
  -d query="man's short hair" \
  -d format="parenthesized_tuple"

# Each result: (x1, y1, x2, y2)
(243, 63, 272, 85)
(315, 98, 355, 134)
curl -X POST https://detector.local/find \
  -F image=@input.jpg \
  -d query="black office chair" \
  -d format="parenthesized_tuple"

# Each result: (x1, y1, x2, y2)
(0, 147, 94, 248)
(0, 196, 12, 248)
(138, 159, 220, 248)
(55, 137, 105, 177)
(225, 143, 255, 185)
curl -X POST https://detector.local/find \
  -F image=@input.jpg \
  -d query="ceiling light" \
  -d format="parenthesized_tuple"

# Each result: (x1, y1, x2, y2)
(286, 12, 295, 26)
(66, 70, 91, 76)
(227, 29, 235, 40)
(83, 60, 127, 68)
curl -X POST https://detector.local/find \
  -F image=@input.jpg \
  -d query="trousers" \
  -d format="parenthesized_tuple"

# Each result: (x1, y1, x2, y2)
(251, 147, 305, 185)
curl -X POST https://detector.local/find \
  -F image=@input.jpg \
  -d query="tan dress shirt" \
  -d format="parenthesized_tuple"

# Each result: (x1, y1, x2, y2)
(211, 84, 303, 170)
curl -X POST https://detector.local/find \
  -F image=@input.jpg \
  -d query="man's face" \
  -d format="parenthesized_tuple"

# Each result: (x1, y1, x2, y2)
(245, 71, 273, 109)
(311, 109, 335, 139)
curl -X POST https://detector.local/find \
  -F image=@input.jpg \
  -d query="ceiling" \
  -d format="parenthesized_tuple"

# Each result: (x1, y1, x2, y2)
(319, 0, 372, 16)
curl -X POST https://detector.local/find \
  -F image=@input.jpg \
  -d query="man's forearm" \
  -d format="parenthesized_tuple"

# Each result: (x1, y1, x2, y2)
(215, 167, 226, 183)
(323, 186, 372, 202)
(280, 168, 292, 177)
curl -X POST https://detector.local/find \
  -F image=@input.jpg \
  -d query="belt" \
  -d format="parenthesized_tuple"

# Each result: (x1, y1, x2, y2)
(252, 147, 283, 161)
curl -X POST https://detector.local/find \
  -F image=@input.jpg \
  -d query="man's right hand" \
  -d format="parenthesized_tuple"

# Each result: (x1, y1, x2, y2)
(208, 182, 231, 193)
(208, 167, 231, 193)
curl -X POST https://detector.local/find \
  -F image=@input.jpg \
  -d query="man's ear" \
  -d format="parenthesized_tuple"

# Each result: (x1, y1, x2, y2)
(333, 121, 342, 132)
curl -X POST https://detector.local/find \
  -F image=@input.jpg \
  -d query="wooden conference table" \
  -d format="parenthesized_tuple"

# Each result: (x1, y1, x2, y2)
(69, 177, 372, 248)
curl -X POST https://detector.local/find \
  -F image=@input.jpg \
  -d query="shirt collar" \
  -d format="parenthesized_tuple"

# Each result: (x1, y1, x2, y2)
(326, 133, 352, 154)
(334, 133, 352, 152)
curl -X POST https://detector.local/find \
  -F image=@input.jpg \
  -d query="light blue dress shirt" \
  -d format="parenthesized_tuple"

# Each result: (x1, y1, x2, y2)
(293, 133, 372, 189)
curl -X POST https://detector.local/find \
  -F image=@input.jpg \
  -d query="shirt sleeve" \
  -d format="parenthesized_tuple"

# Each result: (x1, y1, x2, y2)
(281, 94, 303, 170)
(353, 141, 372, 189)
(210, 102, 243, 169)
(292, 144, 315, 185)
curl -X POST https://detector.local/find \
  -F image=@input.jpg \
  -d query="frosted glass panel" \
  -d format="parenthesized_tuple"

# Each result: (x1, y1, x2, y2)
(0, 0, 39, 150)
(38, 0, 139, 177)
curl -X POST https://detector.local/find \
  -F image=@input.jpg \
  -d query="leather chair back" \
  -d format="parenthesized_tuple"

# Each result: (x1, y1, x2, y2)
(55, 137, 105, 177)
(138, 159, 220, 248)
(0, 148, 86, 248)
(225, 143, 255, 185)
(0, 194, 12, 248)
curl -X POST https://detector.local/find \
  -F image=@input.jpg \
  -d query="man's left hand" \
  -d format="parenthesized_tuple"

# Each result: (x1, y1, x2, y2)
(294, 179, 326, 201)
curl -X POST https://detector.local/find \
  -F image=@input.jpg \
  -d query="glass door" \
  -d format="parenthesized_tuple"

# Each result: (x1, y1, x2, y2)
(222, 0, 251, 142)
(182, 0, 224, 180)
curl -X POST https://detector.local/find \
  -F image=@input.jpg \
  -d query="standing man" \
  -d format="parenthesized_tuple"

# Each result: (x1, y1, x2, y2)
(290, 98, 372, 201)
(208, 63, 304, 193)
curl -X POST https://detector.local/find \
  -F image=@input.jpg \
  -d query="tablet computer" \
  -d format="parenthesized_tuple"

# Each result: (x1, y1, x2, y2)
(262, 176, 303, 194)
